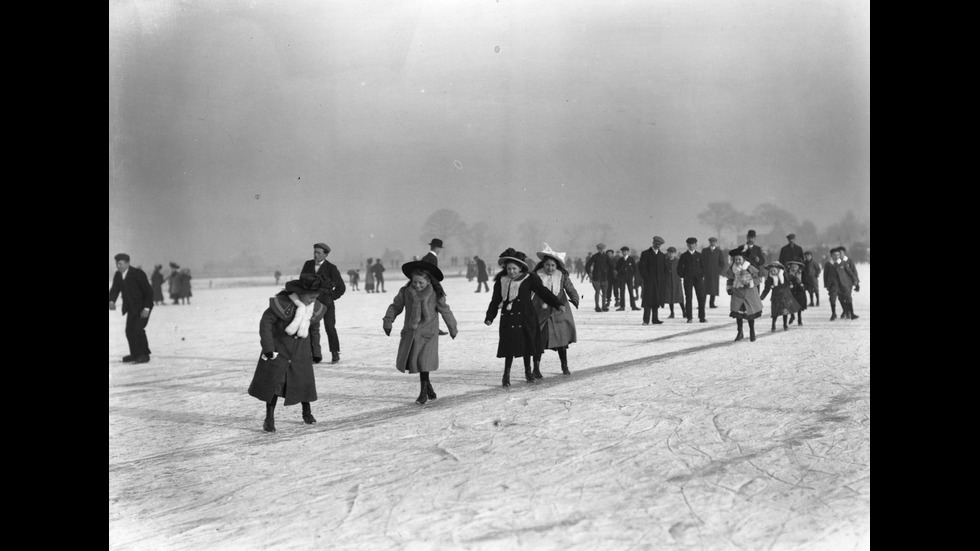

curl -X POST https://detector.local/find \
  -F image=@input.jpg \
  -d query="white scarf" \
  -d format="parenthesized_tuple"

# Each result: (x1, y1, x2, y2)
(284, 293, 315, 338)
(770, 270, 784, 286)
(500, 274, 526, 311)
(731, 261, 755, 288)
(536, 270, 563, 298)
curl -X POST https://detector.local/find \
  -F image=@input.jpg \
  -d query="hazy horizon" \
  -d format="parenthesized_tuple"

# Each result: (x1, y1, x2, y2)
(110, 0, 870, 275)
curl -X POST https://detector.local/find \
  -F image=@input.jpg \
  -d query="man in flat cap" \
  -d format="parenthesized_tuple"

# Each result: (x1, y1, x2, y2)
(638, 236, 669, 324)
(701, 237, 726, 308)
(301, 243, 347, 363)
(677, 238, 707, 323)
(778, 233, 804, 266)
(616, 246, 640, 311)
(737, 230, 766, 269)
(585, 243, 613, 311)
(108, 253, 154, 363)
(423, 238, 444, 267)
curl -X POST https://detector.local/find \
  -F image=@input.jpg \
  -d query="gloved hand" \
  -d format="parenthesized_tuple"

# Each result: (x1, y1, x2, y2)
(383, 320, 392, 336)
(313, 356, 322, 364)
(854, 284, 860, 292)
(263, 351, 276, 360)
(449, 328, 458, 340)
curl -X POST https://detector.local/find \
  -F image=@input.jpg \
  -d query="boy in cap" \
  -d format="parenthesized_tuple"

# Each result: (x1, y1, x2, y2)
(803, 251, 821, 306)
(300, 243, 347, 363)
(584, 243, 613, 312)
(108, 253, 154, 363)
(616, 246, 640, 311)
(677, 237, 707, 323)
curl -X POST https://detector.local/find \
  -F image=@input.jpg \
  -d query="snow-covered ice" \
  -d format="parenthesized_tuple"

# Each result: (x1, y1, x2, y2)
(109, 266, 870, 550)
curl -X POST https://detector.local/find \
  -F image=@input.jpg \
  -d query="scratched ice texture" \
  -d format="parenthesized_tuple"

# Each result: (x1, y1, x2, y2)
(110, 265, 870, 550)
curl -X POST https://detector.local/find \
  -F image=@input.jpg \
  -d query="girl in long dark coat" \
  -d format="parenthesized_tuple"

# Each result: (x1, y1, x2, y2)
(726, 250, 764, 342)
(786, 260, 808, 326)
(531, 244, 580, 377)
(383, 261, 458, 405)
(485, 249, 564, 386)
(248, 274, 326, 432)
(760, 262, 801, 332)
(665, 247, 685, 318)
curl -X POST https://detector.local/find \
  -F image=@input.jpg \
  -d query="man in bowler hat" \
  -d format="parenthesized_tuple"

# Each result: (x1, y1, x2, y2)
(585, 243, 613, 311)
(300, 243, 347, 363)
(423, 238, 444, 267)
(677, 238, 707, 323)
(109, 253, 154, 363)
(737, 230, 766, 269)
(638, 236, 670, 324)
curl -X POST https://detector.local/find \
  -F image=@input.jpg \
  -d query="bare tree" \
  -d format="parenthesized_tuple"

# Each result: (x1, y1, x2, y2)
(517, 219, 546, 255)
(467, 221, 491, 258)
(420, 209, 468, 252)
(697, 202, 738, 242)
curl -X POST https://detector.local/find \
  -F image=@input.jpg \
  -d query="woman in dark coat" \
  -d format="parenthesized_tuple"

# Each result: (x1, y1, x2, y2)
(665, 246, 685, 318)
(383, 261, 458, 404)
(531, 244, 580, 377)
(150, 265, 165, 305)
(248, 274, 327, 432)
(726, 249, 764, 342)
(760, 262, 801, 332)
(365, 258, 375, 293)
(485, 249, 564, 386)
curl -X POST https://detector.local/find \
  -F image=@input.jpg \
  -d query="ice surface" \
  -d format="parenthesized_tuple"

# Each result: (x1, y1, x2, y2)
(109, 266, 870, 550)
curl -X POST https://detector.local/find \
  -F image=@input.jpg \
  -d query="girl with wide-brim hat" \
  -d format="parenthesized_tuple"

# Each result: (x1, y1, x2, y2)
(248, 273, 327, 432)
(760, 261, 801, 332)
(783, 260, 808, 326)
(530, 243, 580, 376)
(383, 260, 457, 405)
(725, 249, 764, 342)
(485, 248, 565, 386)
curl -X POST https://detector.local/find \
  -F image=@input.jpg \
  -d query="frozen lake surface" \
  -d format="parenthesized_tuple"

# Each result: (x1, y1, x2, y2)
(109, 266, 870, 550)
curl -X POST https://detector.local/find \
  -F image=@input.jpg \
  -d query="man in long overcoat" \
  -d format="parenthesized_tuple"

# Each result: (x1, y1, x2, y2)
(422, 238, 443, 266)
(474, 255, 489, 292)
(300, 242, 347, 363)
(638, 236, 669, 324)
(701, 237, 726, 308)
(109, 253, 154, 363)
(584, 243, 613, 311)
(778, 233, 805, 266)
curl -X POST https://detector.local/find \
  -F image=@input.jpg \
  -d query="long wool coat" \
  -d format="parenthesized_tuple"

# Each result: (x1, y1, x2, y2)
(383, 284, 458, 373)
(486, 272, 563, 358)
(761, 275, 801, 318)
(248, 293, 326, 406)
(789, 272, 808, 312)
(150, 269, 165, 302)
(803, 259, 822, 290)
(638, 248, 669, 308)
(666, 257, 684, 306)
(532, 270, 579, 349)
(701, 246, 726, 295)
(725, 263, 764, 320)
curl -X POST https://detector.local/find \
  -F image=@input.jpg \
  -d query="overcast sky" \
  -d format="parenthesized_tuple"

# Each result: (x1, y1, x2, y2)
(109, 0, 870, 272)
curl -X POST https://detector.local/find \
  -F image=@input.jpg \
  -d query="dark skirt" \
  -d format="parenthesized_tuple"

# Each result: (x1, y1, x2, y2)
(769, 286, 801, 318)
(730, 303, 762, 320)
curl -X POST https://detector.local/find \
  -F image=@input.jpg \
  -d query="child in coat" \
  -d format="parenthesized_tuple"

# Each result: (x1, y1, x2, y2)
(531, 244, 580, 377)
(786, 260, 808, 325)
(248, 274, 327, 433)
(383, 261, 458, 405)
(760, 262, 801, 332)
(485, 249, 564, 386)
(726, 250, 764, 342)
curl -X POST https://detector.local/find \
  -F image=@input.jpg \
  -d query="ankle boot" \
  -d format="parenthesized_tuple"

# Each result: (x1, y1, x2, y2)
(502, 366, 511, 387)
(783, 316, 789, 330)
(532, 360, 543, 379)
(524, 365, 536, 383)
(830, 305, 837, 321)
(749, 320, 756, 342)
(302, 402, 316, 424)
(426, 381, 437, 400)
(771, 319, 777, 332)
(848, 304, 859, 319)
(735, 320, 744, 341)
(416, 385, 428, 405)
(264, 399, 277, 432)
(797, 313, 803, 326)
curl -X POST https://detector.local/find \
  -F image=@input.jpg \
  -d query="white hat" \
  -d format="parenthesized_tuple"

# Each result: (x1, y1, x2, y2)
(535, 243, 567, 268)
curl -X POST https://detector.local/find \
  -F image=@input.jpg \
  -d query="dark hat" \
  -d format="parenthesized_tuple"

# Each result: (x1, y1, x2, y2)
(785, 260, 804, 268)
(708, 237, 718, 243)
(653, 236, 665, 246)
(313, 243, 331, 254)
(729, 249, 745, 259)
(804, 250, 813, 256)
(786, 233, 796, 240)
(747, 229, 757, 238)
(169, 261, 180, 269)
(498, 248, 529, 272)
(666, 246, 677, 253)
(114, 253, 130, 262)
(428, 238, 444, 248)
(595, 242, 606, 250)
(620, 246, 630, 252)
(284, 273, 323, 295)
(685, 237, 698, 245)
(402, 260, 444, 282)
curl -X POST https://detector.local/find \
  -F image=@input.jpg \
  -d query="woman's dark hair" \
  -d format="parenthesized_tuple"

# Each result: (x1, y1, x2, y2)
(403, 269, 445, 298)
(532, 257, 569, 277)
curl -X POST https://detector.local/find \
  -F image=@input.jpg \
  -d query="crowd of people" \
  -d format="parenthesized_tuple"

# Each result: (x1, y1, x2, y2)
(110, 230, 862, 432)
(149, 262, 193, 306)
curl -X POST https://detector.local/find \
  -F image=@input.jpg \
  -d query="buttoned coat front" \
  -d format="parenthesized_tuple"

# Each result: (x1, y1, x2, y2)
(384, 284, 458, 373)
(248, 293, 326, 406)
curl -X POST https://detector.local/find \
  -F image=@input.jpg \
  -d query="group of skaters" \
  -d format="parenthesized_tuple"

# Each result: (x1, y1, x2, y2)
(111, 230, 862, 433)
(346, 257, 389, 293)
(149, 262, 192, 306)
